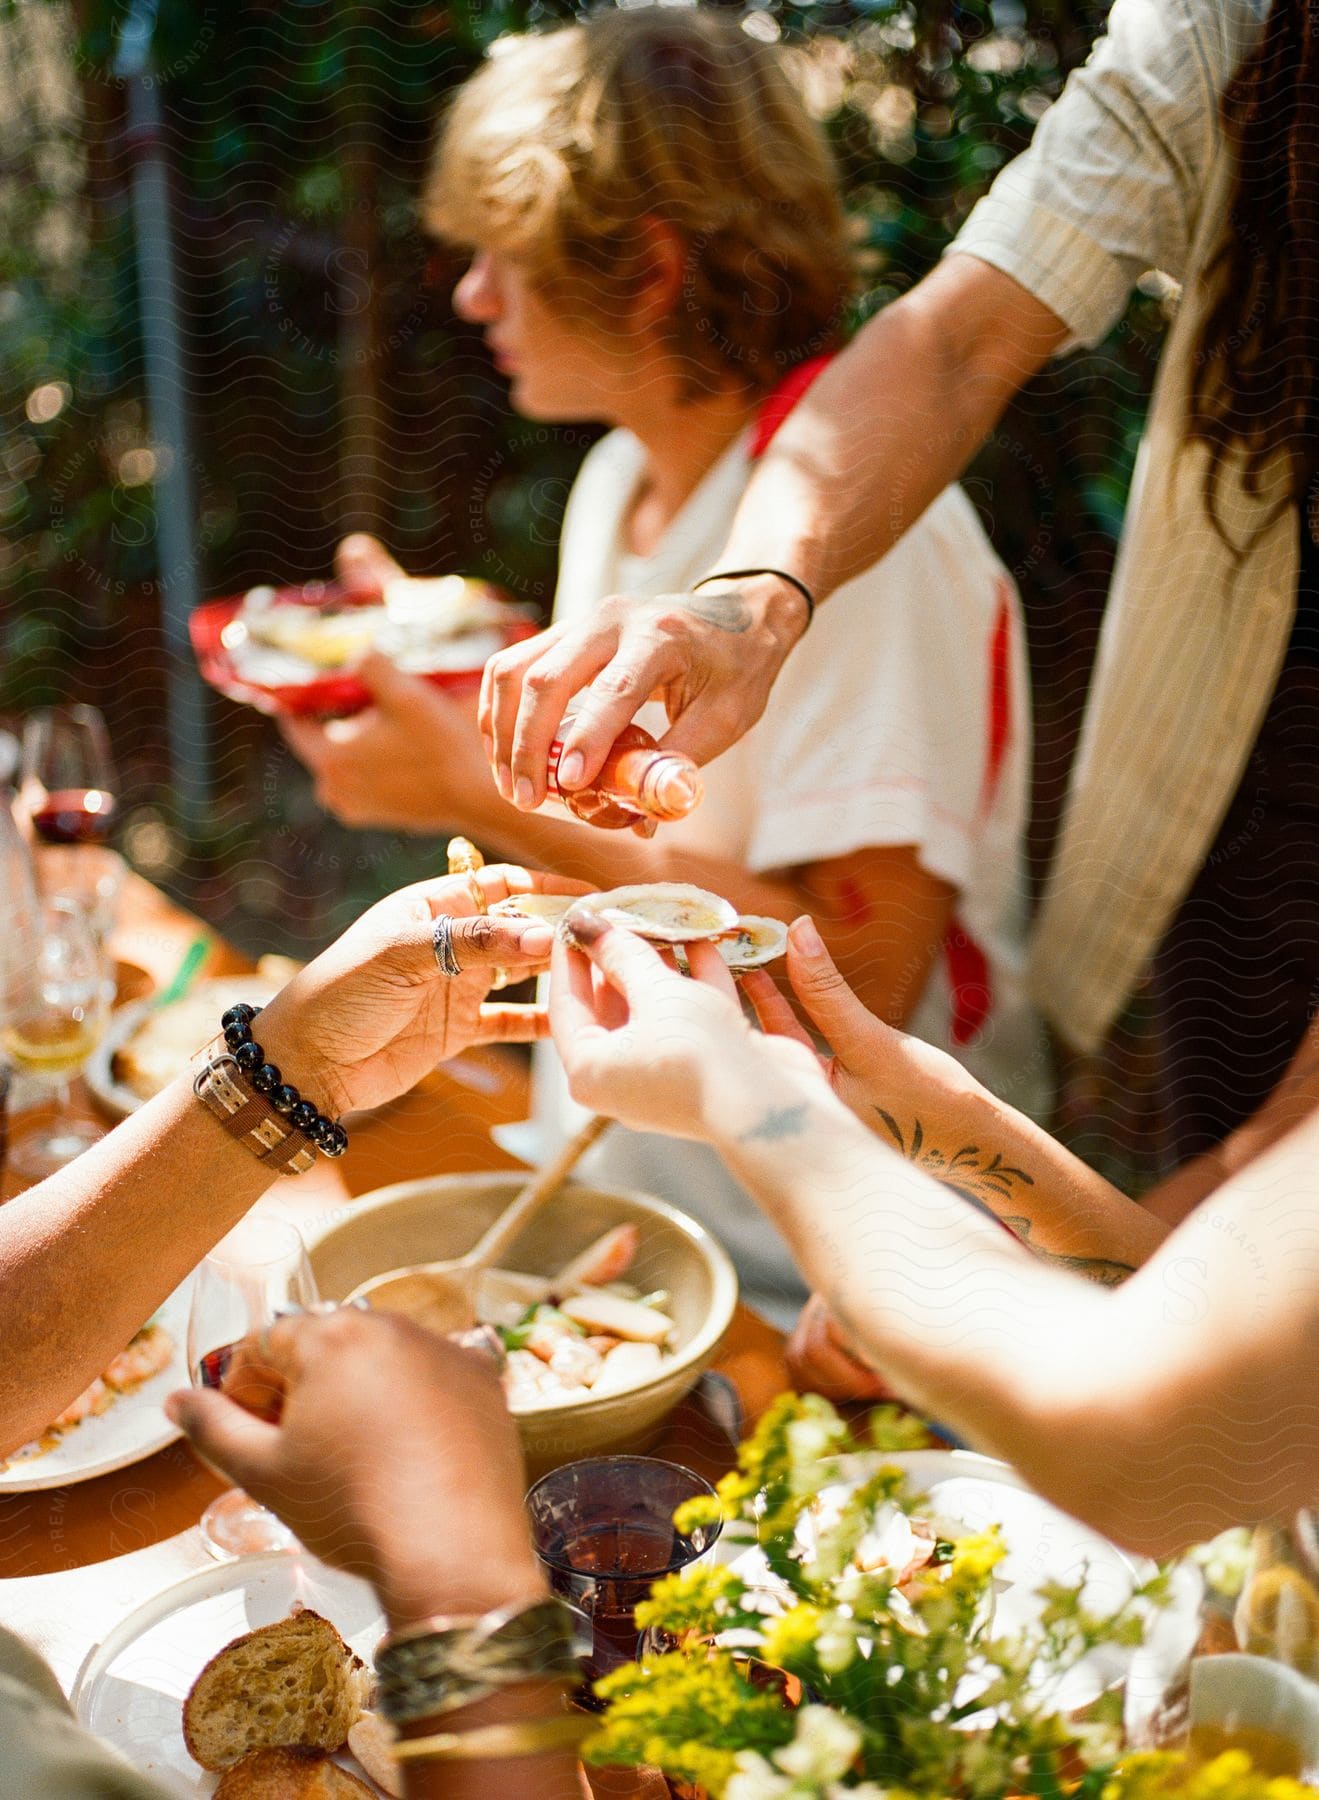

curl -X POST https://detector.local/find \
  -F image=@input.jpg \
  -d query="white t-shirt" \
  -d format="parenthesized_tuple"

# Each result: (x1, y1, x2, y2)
(534, 425, 1048, 1324)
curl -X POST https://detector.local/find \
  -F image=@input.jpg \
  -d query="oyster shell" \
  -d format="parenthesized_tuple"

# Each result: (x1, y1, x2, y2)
(489, 892, 585, 924)
(715, 915, 790, 970)
(570, 882, 739, 943)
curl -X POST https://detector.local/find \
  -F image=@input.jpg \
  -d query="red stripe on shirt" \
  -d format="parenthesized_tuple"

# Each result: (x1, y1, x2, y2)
(748, 356, 835, 461)
(981, 575, 1014, 816)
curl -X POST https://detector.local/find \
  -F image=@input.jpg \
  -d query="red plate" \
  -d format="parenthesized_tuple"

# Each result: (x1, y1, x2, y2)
(190, 588, 539, 719)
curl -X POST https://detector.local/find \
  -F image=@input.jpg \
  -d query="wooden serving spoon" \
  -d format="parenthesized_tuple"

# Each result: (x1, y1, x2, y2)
(348, 1113, 612, 1334)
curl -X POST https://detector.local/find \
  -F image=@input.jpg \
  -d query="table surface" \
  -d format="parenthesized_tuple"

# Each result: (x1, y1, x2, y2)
(0, 873, 787, 1797)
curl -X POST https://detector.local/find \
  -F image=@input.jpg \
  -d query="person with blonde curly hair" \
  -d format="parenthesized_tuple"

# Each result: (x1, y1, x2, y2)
(286, 8, 1061, 1322)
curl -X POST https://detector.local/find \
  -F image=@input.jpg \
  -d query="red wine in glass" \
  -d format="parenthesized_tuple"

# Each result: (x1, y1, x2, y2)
(197, 1340, 239, 1389)
(543, 1518, 690, 1682)
(527, 1457, 721, 1708)
(30, 789, 117, 846)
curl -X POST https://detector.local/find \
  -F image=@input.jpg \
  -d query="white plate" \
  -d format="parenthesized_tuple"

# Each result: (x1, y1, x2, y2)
(86, 980, 287, 1123)
(715, 1448, 1152, 1714)
(73, 1553, 388, 1797)
(0, 1281, 192, 1492)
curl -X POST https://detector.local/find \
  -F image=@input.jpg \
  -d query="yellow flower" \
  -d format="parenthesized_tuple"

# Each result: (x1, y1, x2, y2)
(761, 1603, 825, 1673)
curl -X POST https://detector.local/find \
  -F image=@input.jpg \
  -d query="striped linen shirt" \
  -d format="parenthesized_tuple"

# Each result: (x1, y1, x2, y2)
(950, 0, 1296, 1053)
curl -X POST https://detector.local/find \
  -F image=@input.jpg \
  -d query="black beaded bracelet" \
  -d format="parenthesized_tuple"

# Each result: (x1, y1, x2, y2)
(219, 1004, 348, 1158)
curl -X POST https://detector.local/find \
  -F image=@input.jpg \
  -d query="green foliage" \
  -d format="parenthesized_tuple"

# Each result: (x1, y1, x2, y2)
(0, 0, 1160, 954)
(584, 1394, 1173, 1799)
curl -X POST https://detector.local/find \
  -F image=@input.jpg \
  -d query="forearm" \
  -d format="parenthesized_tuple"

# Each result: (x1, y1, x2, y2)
(864, 1081, 1168, 1279)
(0, 1061, 288, 1452)
(700, 1054, 1319, 1552)
(383, 1565, 583, 1800)
(697, 1055, 1113, 1474)
(399, 1681, 584, 1800)
(717, 257, 1060, 603)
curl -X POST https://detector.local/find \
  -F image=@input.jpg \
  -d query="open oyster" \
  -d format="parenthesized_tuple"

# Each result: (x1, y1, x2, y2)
(489, 892, 583, 924)
(567, 882, 738, 943)
(714, 915, 790, 970)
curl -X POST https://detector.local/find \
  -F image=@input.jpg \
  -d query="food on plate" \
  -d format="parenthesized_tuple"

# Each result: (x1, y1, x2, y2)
(566, 882, 739, 943)
(347, 1713, 403, 1798)
(110, 967, 293, 1105)
(2, 1322, 174, 1468)
(226, 576, 517, 681)
(213, 1747, 376, 1799)
(183, 1610, 371, 1772)
(805, 1491, 955, 1598)
(477, 1226, 678, 1409)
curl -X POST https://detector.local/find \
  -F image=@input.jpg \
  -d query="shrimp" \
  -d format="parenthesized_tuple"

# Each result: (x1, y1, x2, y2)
(102, 1324, 174, 1391)
(51, 1378, 109, 1431)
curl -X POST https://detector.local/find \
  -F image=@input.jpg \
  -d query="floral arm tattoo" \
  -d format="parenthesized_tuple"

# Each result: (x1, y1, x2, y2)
(873, 1109, 1135, 1287)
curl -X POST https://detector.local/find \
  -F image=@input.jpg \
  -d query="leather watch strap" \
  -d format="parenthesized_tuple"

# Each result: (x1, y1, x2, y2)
(193, 1044, 317, 1176)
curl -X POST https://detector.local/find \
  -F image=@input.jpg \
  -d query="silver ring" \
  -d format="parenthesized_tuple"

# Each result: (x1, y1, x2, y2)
(432, 913, 463, 978)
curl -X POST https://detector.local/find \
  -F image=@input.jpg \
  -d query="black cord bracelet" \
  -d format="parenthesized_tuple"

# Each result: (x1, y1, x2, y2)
(692, 566, 815, 629)
(219, 1004, 348, 1158)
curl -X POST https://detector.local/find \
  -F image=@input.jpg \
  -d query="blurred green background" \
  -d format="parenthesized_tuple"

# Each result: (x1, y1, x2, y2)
(0, 0, 1165, 1163)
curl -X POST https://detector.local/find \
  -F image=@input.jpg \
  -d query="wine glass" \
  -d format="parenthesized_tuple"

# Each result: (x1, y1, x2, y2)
(2, 897, 109, 1178)
(0, 797, 40, 1187)
(187, 1216, 319, 1561)
(20, 704, 117, 846)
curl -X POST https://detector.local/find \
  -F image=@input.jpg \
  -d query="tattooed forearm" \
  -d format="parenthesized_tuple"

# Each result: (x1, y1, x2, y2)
(873, 1109, 1035, 1205)
(998, 1216, 1134, 1287)
(649, 589, 753, 634)
(737, 1102, 812, 1144)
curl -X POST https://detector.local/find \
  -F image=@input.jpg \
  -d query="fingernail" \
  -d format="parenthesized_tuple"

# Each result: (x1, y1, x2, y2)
(791, 916, 824, 955)
(514, 777, 534, 809)
(519, 923, 554, 957)
(558, 751, 585, 788)
(497, 764, 512, 797)
(560, 908, 608, 946)
(163, 1392, 184, 1423)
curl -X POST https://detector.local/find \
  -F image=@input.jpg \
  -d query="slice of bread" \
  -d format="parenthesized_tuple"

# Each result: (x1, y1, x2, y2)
(183, 1610, 371, 1772)
(213, 1746, 377, 1798)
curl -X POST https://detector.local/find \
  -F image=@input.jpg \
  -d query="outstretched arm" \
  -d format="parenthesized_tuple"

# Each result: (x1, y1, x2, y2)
(0, 867, 576, 1454)
(551, 922, 1319, 1555)
(744, 918, 1167, 1280)
(482, 259, 1065, 803)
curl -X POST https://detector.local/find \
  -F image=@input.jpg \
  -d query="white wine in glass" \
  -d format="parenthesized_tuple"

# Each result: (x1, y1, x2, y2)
(2, 897, 109, 1178)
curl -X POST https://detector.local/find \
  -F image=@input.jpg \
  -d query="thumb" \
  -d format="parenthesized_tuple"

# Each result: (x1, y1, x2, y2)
(336, 533, 402, 593)
(166, 1387, 281, 1491)
(786, 917, 892, 1063)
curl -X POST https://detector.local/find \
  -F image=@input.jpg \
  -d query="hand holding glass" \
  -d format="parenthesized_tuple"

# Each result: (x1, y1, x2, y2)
(187, 1217, 319, 1560)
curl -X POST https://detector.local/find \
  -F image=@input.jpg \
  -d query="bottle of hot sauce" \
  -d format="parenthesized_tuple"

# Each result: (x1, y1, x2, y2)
(544, 724, 702, 830)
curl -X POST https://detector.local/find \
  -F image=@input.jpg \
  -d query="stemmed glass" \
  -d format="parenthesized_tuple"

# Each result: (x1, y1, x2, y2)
(1, 897, 109, 1178)
(0, 795, 41, 1185)
(20, 704, 117, 846)
(187, 1216, 319, 1561)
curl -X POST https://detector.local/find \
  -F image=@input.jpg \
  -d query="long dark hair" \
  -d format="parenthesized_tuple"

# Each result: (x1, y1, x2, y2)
(1187, 0, 1319, 545)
